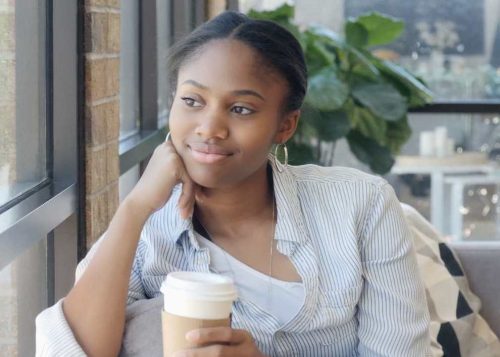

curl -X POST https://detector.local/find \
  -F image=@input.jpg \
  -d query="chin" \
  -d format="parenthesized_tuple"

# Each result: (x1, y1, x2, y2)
(186, 166, 231, 189)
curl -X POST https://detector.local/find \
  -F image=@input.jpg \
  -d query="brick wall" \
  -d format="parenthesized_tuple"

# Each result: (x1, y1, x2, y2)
(84, 0, 121, 248)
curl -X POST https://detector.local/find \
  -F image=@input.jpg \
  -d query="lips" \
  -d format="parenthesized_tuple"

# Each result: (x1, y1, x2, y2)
(188, 142, 233, 164)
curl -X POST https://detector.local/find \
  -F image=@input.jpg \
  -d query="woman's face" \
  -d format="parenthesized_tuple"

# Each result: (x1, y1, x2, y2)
(169, 39, 297, 189)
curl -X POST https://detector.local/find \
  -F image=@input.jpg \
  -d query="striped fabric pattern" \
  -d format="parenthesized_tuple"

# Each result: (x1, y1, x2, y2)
(36, 160, 431, 356)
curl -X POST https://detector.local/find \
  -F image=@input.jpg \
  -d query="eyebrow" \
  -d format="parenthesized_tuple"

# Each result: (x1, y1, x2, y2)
(181, 79, 265, 101)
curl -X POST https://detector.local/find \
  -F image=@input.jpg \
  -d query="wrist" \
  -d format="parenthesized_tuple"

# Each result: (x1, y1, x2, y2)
(121, 194, 155, 221)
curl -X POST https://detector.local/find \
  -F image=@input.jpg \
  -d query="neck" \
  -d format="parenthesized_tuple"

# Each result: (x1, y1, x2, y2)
(194, 162, 274, 239)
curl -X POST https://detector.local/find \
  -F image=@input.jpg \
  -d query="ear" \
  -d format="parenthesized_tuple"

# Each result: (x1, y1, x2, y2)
(274, 109, 300, 144)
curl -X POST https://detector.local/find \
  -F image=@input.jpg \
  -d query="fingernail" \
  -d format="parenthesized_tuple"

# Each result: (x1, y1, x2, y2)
(185, 330, 199, 342)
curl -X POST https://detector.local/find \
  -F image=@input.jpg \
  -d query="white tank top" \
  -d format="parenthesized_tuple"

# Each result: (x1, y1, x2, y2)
(195, 233, 305, 325)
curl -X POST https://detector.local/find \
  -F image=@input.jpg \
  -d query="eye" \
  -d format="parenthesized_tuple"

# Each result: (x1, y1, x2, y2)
(232, 106, 254, 115)
(180, 97, 202, 108)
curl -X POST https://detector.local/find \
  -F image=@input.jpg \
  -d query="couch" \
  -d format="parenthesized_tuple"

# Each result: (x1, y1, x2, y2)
(451, 242, 500, 337)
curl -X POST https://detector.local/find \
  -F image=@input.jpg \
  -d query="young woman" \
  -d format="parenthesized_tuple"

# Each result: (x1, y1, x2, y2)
(37, 11, 430, 357)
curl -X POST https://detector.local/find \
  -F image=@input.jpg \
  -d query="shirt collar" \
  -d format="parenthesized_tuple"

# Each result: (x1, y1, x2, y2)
(270, 156, 309, 245)
(162, 157, 309, 246)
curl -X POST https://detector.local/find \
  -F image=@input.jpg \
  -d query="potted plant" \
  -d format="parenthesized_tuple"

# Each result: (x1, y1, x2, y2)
(249, 4, 433, 174)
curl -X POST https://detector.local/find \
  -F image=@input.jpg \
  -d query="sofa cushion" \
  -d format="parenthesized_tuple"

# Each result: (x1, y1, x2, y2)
(402, 203, 500, 357)
(451, 242, 500, 337)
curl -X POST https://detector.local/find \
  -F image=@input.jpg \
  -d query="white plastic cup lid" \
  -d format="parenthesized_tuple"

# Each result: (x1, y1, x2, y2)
(161, 272, 237, 301)
(160, 272, 238, 319)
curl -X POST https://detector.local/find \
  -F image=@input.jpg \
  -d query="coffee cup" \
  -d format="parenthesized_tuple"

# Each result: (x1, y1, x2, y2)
(160, 271, 238, 357)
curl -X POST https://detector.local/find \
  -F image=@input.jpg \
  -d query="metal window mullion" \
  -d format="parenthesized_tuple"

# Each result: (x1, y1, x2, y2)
(137, 1, 160, 175)
(0, 184, 77, 271)
(140, 0, 158, 131)
(227, 0, 239, 11)
(410, 101, 500, 114)
(192, 0, 205, 26)
(172, 0, 192, 42)
(119, 130, 166, 174)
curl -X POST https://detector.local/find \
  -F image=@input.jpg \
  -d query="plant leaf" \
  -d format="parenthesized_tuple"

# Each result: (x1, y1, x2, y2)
(247, 3, 294, 22)
(347, 46, 380, 77)
(354, 12, 404, 47)
(247, 5, 306, 50)
(386, 116, 412, 154)
(304, 106, 351, 141)
(352, 82, 407, 121)
(375, 60, 433, 107)
(308, 25, 346, 48)
(306, 68, 348, 111)
(347, 131, 395, 174)
(304, 30, 336, 74)
(345, 20, 368, 48)
(286, 141, 316, 165)
(351, 106, 387, 146)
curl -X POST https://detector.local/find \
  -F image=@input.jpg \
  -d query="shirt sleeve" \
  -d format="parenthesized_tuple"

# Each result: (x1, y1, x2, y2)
(356, 183, 431, 357)
(35, 232, 147, 356)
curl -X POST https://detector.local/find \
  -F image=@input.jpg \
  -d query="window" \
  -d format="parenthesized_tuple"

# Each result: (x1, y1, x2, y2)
(0, 1, 79, 354)
(157, 0, 173, 129)
(118, 1, 204, 184)
(0, 0, 48, 209)
(345, 0, 500, 102)
(120, 0, 140, 140)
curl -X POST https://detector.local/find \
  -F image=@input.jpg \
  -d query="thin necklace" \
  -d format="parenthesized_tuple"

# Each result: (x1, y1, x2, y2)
(195, 195, 276, 310)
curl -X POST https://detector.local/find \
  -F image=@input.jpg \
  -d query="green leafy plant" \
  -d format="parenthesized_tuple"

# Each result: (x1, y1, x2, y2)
(249, 5, 433, 174)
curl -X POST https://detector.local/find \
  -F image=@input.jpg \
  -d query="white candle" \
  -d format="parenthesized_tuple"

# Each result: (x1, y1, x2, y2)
(419, 131, 435, 157)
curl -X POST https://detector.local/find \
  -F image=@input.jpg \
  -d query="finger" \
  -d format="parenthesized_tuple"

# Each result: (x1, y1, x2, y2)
(186, 327, 249, 345)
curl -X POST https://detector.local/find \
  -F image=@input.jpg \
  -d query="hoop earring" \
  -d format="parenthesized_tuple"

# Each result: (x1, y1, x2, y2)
(274, 143, 288, 173)
(165, 132, 171, 142)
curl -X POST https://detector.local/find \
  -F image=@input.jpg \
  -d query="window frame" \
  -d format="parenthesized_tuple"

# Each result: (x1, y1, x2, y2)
(0, 0, 79, 354)
(410, 101, 500, 113)
(0, 0, 80, 273)
(119, 1, 205, 177)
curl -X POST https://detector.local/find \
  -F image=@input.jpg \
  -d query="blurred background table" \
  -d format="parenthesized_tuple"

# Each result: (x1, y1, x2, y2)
(392, 153, 497, 234)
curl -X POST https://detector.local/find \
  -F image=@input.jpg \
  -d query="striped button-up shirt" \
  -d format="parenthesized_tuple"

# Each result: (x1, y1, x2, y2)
(36, 161, 430, 356)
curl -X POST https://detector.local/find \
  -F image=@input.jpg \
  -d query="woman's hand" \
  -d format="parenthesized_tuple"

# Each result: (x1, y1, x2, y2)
(127, 138, 196, 219)
(173, 327, 267, 357)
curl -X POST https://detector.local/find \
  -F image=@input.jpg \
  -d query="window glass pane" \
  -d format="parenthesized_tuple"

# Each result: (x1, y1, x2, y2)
(384, 113, 500, 242)
(157, 0, 172, 129)
(0, 0, 47, 207)
(241, 0, 500, 101)
(345, 1, 500, 101)
(0, 239, 47, 356)
(119, 164, 139, 202)
(120, 0, 140, 139)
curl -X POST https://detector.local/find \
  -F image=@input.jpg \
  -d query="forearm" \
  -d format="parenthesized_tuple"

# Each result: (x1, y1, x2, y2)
(63, 197, 152, 357)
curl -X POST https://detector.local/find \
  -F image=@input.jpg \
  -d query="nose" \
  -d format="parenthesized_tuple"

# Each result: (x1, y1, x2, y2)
(194, 107, 229, 141)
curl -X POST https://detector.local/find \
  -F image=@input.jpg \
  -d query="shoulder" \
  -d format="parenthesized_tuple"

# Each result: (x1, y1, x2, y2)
(283, 165, 394, 233)
(287, 164, 388, 192)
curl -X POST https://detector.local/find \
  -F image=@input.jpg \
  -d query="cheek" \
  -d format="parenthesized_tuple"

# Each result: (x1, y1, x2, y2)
(234, 128, 275, 156)
(168, 106, 191, 134)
